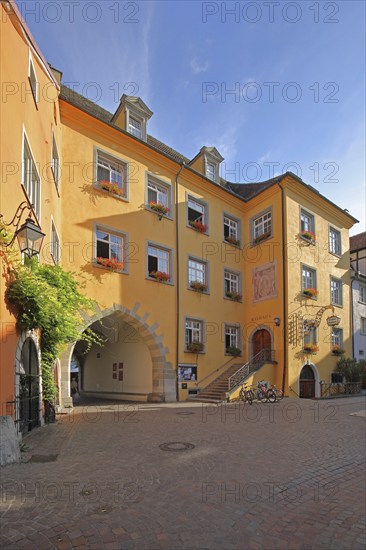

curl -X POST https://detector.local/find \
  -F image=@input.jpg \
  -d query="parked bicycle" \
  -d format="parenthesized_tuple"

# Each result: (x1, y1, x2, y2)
(270, 385, 284, 401)
(239, 383, 254, 405)
(256, 380, 276, 403)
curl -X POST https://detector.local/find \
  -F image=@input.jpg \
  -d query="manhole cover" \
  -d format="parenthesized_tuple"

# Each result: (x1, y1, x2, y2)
(176, 411, 195, 415)
(159, 442, 195, 452)
(29, 454, 58, 463)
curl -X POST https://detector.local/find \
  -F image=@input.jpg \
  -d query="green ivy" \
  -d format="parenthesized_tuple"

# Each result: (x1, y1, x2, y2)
(5, 257, 103, 400)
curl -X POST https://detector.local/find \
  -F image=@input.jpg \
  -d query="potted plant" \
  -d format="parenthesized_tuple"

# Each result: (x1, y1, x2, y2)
(149, 201, 170, 219)
(225, 235, 240, 247)
(96, 257, 124, 271)
(99, 180, 124, 197)
(300, 230, 316, 242)
(189, 220, 208, 234)
(253, 231, 271, 245)
(225, 291, 242, 302)
(332, 344, 345, 356)
(190, 280, 208, 293)
(226, 346, 241, 356)
(303, 343, 318, 354)
(187, 341, 204, 353)
(149, 271, 170, 283)
(302, 288, 319, 298)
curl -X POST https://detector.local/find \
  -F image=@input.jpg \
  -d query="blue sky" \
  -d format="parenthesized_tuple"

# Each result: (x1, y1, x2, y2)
(20, 0, 365, 233)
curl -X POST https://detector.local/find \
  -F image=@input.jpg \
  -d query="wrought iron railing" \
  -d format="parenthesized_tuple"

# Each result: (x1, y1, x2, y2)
(320, 382, 361, 397)
(194, 357, 235, 388)
(228, 349, 275, 391)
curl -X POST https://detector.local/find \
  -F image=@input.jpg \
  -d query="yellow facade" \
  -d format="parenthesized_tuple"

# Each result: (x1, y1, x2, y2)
(0, 3, 357, 430)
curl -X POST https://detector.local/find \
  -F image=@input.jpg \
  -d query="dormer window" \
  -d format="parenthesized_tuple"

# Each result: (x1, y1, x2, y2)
(128, 116, 142, 139)
(111, 95, 153, 142)
(206, 161, 216, 180)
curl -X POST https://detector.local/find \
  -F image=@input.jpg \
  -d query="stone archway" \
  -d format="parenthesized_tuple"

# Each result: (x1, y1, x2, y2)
(59, 303, 176, 405)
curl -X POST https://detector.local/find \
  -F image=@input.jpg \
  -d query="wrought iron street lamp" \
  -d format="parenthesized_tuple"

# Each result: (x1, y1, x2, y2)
(0, 202, 45, 258)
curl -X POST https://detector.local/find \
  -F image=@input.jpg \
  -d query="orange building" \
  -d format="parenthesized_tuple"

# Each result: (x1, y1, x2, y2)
(0, 2, 358, 438)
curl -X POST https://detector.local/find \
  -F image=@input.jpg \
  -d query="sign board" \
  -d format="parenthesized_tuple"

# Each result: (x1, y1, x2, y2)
(327, 315, 341, 327)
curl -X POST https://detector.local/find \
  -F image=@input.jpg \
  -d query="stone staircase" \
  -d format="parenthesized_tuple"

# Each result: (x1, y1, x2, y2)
(191, 363, 243, 402)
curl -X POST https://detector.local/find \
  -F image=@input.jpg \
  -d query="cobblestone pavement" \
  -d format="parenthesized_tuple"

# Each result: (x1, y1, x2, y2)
(1, 397, 365, 549)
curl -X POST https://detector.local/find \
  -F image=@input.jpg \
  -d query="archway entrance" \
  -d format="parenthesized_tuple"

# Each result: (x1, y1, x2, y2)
(252, 329, 272, 360)
(299, 364, 315, 398)
(18, 338, 40, 435)
(59, 305, 176, 405)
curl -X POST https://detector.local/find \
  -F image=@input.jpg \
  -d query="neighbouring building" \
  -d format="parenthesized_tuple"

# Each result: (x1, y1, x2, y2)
(350, 232, 366, 361)
(0, 1, 359, 438)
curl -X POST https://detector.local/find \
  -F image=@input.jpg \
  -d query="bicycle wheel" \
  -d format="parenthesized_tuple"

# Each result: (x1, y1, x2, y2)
(239, 387, 245, 401)
(267, 389, 276, 403)
(276, 389, 284, 401)
(257, 390, 267, 403)
(246, 390, 253, 405)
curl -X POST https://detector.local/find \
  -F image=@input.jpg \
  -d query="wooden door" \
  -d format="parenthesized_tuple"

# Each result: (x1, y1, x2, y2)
(299, 365, 315, 398)
(252, 330, 271, 360)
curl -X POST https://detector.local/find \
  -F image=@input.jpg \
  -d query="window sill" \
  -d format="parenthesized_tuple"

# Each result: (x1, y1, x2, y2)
(184, 350, 205, 354)
(251, 234, 272, 247)
(187, 224, 209, 236)
(302, 293, 318, 300)
(224, 296, 242, 303)
(223, 239, 241, 249)
(299, 235, 316, 245)
(95, 185, 128, 202)
(146, 276, 173, 286)
(145, 206, 173, 220)
(188, 287, 210, 295)
(329, 251, 341, 259)
(224, 353, 242, 357)
(93, 263, 127, 275)
(331, 303, 343, 308)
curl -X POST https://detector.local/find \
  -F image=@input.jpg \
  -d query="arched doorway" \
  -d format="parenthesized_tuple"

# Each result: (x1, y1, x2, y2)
(252, 329, 272, 360)
(59, 304, 176, 405)
(299, 364, 315, 398)
(18, 338, 40, 434)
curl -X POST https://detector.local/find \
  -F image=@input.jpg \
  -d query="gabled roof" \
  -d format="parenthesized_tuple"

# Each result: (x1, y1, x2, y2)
(350, 232, 366, 252)
(58, 84, 358, 224)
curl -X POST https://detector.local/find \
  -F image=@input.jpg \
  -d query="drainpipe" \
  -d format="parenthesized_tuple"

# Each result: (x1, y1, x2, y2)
(278, 182, 287, 395)
(175, 163, 185, 401)
(351, 276, 357, 358)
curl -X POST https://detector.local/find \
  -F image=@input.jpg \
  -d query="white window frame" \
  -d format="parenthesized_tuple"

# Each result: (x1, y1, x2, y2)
(22, 130, 41, 220)
(28, 53, 38, 104)
(51, 130, 60, 190)
(50, 218, 60, 265)
(185, 318, 205, 352)
(147, 242, 173, 284)
(95, 148, 128, 200)
(330, 277, 343, 307)
(223, 213, 240, 245)
(94, 224, 127, 274)
(187, 194, 208, 233)
(359, 285, 366, 304)
(224, 324, 241, 354)
(224, 268, 241, 298)
(251, 208, 272, 244)
(300, 208, 315, 234)
(303, 321, 317, 347)
(128, 115, 142, 139)
(331, 328, 343, 350)
(188, 257, 209, 292)
(361, 317, 366, 335)
(146, 174, 172, 218)
(329, 226, 341, 256)
(301, 264, 317, 293)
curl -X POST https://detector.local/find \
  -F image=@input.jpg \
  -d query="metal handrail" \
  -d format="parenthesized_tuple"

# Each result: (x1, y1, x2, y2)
(194, 357, 235, 388)
(228, 349, 275, 391)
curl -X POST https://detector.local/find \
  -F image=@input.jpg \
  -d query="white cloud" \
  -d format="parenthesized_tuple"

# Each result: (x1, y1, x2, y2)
(190, 58, 209, 74)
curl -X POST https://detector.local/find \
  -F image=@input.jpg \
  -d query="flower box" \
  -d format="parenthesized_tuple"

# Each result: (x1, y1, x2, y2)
(149, 271, 170, 283)
(253, 231, 271, 245)
(226, 346, 241, 357)
(190, 281, 208, 293)
(332, 345, 345, 355)
(96, 257, 124, 271)
(189, 220, 208, 234)
(225, 235, 240, 247)
(302, 288, 319, 298)
(300, 230, 316, 242)
(225, 291, 242, 302)
(149, 201, 170, 217)
(303, 344, 318, 354)
(99, 180, 124, 197)
(187, 341, 204, 353)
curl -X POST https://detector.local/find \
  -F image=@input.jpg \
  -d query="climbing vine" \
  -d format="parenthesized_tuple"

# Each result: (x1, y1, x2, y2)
(1, 223, 103, 400)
